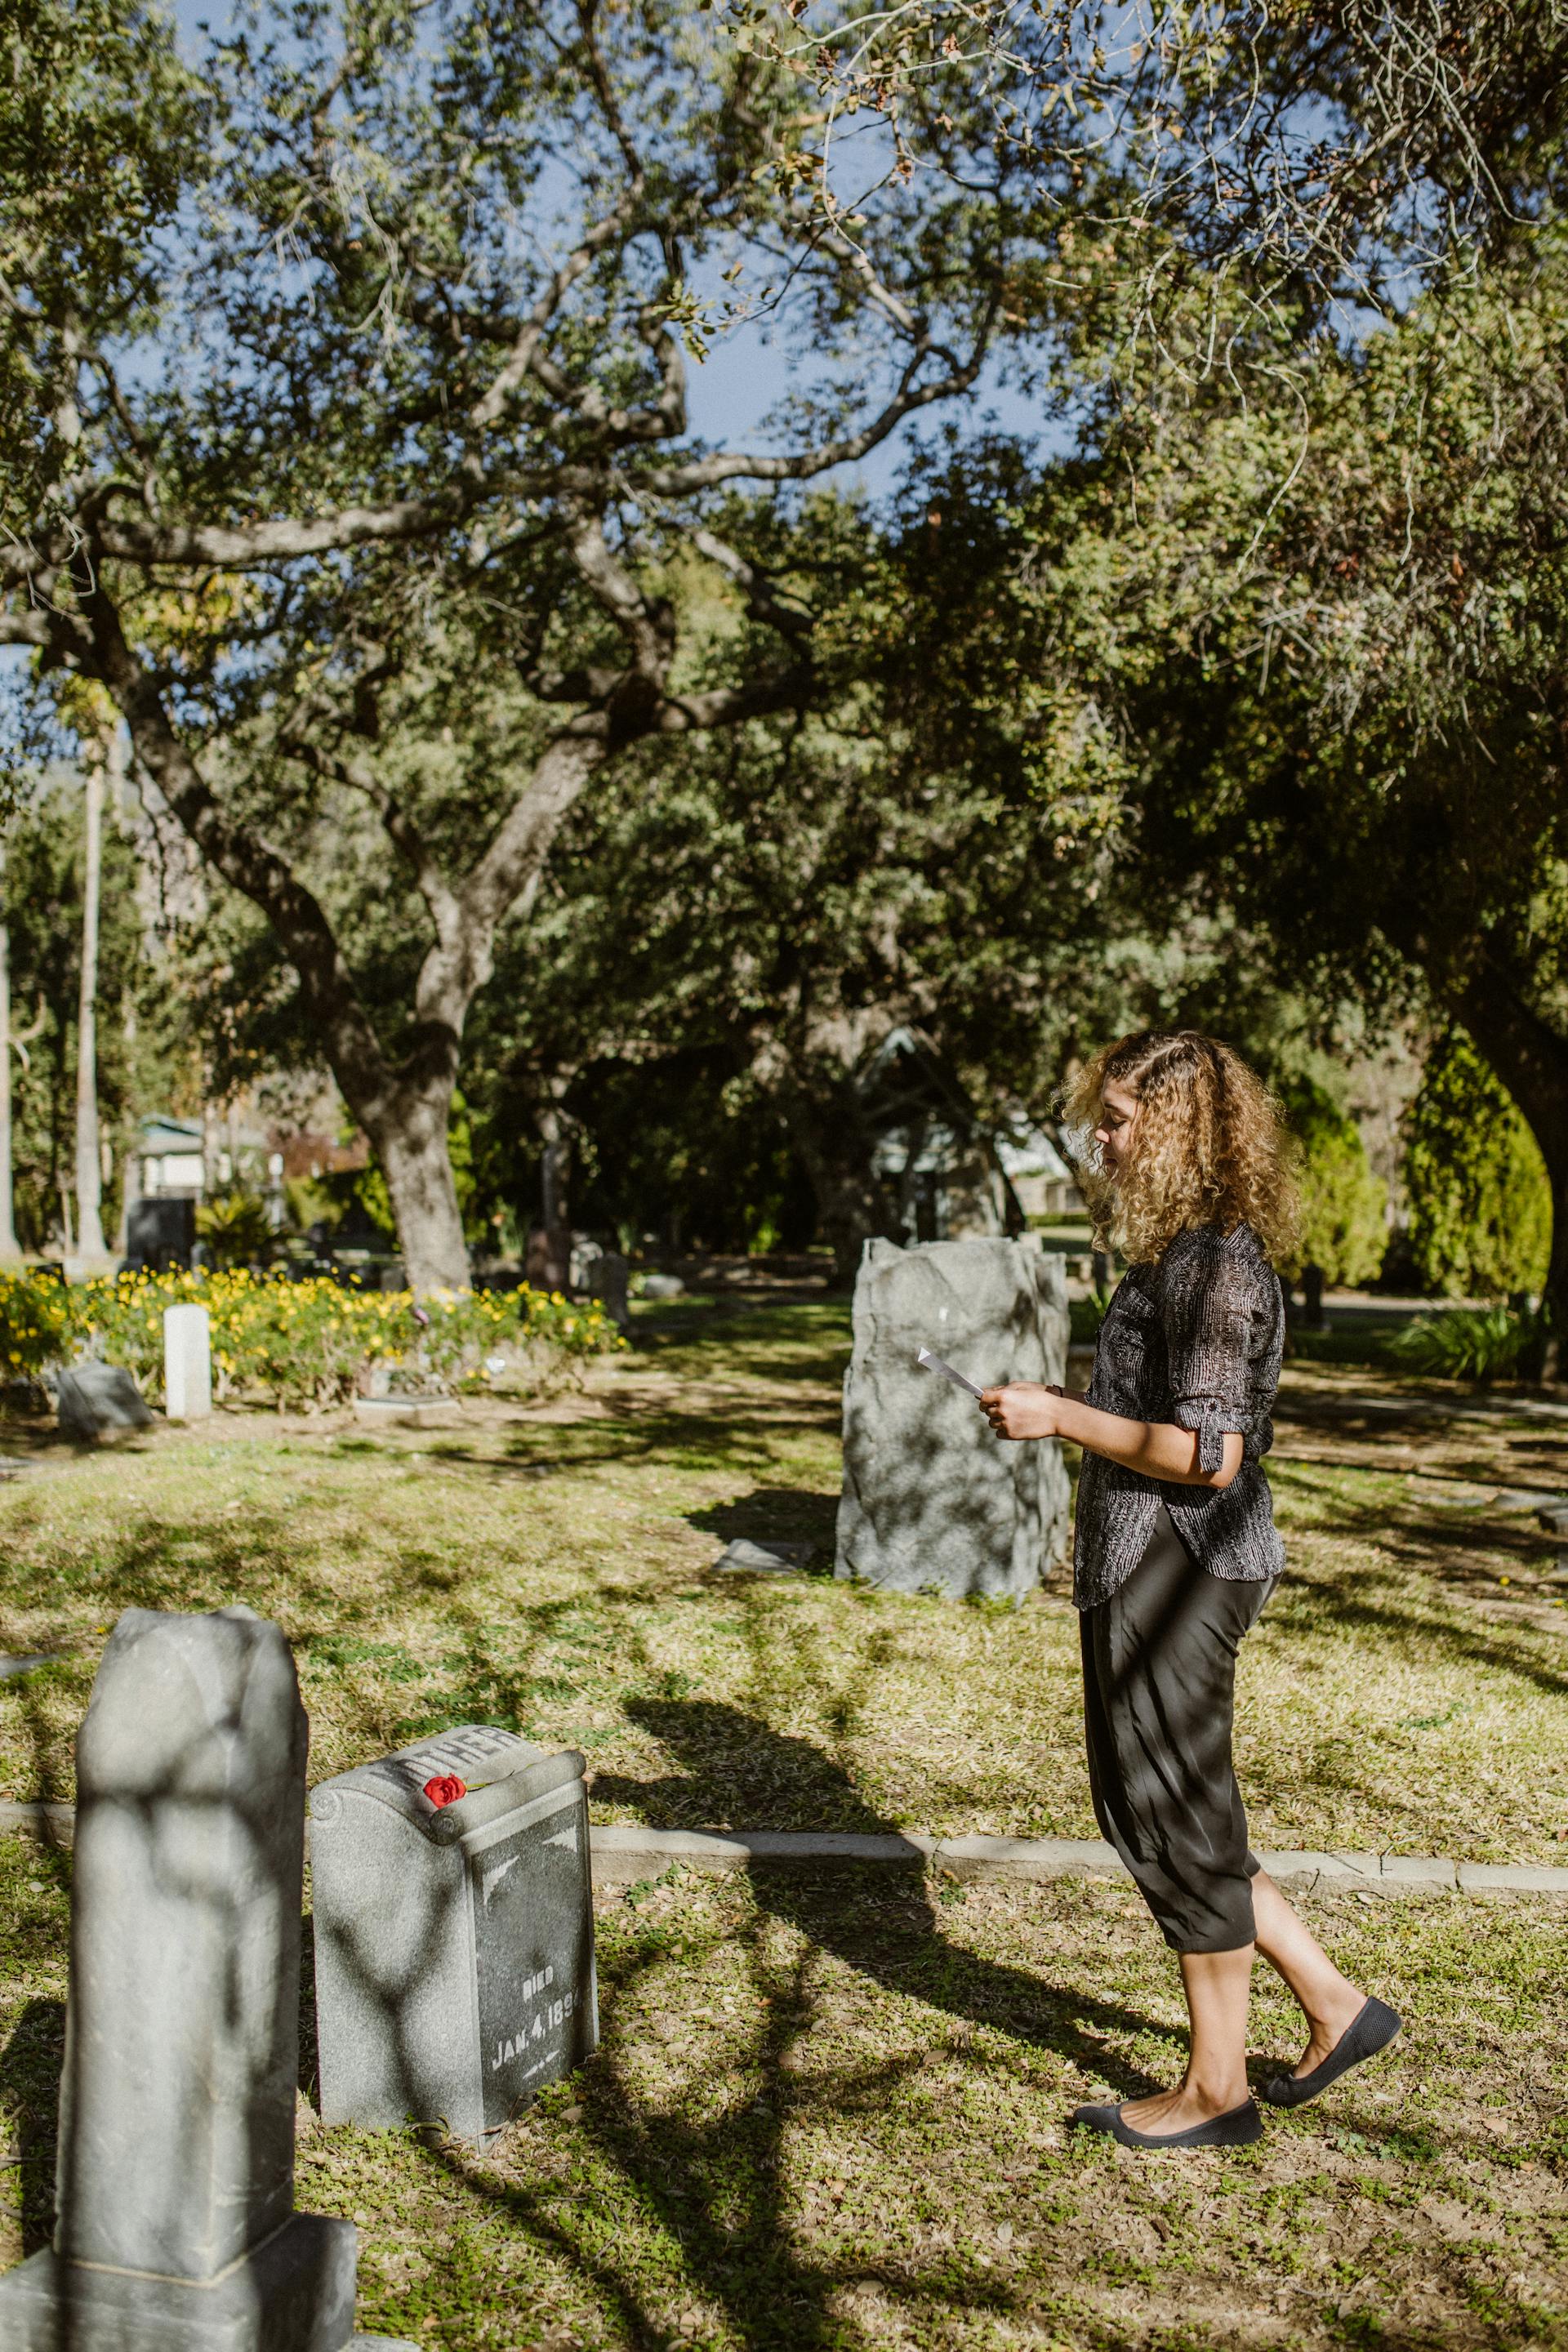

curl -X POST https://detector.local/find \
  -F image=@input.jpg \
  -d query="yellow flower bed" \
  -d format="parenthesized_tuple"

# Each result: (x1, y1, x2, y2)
(0, 1267, 623, 1411)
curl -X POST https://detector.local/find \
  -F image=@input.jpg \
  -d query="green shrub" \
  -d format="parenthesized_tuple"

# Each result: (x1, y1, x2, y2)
(1388, 1303, 1544, 1383)
(1279, 1080, 1388, 1287)
(1403, 1029, 1552, 1298)
(1069, 1292, 1111, 1344)
(194, 1190, 274, 1267)
(0, 1271, 74, 1379)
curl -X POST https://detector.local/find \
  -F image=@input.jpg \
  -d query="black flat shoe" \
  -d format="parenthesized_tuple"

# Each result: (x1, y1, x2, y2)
(1262, 1996, 1402, 2109)
(1070, 2098, 1264, 2149)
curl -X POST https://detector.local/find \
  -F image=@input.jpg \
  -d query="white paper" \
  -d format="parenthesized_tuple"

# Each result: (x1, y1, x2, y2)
(915, 1346, 984, 1401)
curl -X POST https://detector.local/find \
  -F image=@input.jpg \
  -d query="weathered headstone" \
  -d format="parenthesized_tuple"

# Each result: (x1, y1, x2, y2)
(310, 1726, 598, 2143)
(525, 1223, 572, 1292)
(127, 1194, 196, 1272)
(56, 1360, 152, 1443)
(641, 1273, 684, 1301)
(0, 1605, 412, 2351)
(585, 1250, 630, 1328)
(164, 1300, 213, 1421)
(835, 1234, 1071, 1600)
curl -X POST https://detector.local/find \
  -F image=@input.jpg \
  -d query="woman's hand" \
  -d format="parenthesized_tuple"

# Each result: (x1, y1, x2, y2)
(980, 1383, 1065, 1441)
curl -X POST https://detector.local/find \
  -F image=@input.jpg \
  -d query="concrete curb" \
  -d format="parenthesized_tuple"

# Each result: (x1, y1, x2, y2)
(585, 1821, 1568, 1897)
(7, 1802, 1565, 1896)
(0, 1802, 76, 1845)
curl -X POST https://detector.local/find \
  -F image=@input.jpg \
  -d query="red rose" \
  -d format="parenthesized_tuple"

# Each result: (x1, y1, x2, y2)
(423, 1774, 468, 1809)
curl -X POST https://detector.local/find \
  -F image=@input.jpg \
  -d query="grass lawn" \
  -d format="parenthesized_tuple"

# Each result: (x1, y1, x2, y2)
(1, 1297, 1566, 2348)
(0, 1297, 1563, 1860)
(2, 1839, 1565, 2350)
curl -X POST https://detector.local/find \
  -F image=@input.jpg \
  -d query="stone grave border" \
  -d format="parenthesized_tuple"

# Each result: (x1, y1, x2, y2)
(2, 1798, 1564, 1897)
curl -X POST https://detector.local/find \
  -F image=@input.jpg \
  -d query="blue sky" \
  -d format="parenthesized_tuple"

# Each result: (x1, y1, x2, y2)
(170, 0, 1064, 497)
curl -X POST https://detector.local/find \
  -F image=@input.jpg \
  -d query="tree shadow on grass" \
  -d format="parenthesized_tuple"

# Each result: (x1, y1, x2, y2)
(421, 1918, 1024, 2352)
(599, 1699, 1165, 2089)
(0, 1996, 63, 2256)
(404, 1701, 1169, 2352)
(684, 1486, 840, 1564)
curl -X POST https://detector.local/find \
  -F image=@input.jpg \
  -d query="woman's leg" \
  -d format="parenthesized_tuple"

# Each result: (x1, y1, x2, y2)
(1125, 1875, 1370, 2124)
(1081, 1511, 1267, 2129)
(1250, 1868, 1368, 2076)
(1121, 1945, 1254, 2132)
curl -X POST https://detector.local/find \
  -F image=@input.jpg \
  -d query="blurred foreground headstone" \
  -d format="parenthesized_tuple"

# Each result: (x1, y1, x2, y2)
(836, 1235, 1070, 1600)
(310, 1726, 598, 2142)
(0, 1606, 413, 2350)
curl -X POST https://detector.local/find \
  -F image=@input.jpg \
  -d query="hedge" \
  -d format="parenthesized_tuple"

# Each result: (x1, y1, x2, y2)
(0, 1267, 624, 1412)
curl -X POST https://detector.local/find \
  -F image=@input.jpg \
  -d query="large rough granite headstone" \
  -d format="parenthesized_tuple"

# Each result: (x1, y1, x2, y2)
(56, 1360, 152, 1443)
(0, 1606, 414, 2352)
(310, 1726, 598, 2143)
(836, 1234, 1071, 1600)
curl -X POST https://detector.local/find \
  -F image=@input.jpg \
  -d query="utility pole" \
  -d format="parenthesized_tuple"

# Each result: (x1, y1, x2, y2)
(74, 733, 111, 1263)
(0, 845, 19, 1262)
(0, 849, 46, 1266)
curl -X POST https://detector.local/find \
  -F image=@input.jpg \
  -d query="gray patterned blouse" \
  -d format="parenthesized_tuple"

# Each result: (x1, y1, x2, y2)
(1072, 1221, 1285, 1610)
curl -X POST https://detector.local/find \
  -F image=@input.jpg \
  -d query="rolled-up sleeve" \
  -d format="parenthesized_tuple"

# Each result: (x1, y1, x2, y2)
(1160, 1241, 1259, 1474)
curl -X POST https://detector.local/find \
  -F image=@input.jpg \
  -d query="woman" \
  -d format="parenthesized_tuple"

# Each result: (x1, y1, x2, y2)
(982, 1031, 1400, 2150)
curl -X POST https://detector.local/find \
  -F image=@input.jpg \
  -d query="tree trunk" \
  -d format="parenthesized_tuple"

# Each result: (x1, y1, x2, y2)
(74, 744, 108, 1261)
(773, 1085, 889, 1285)
(359, 1081, 470, 1293)
(541, 1105, 570, 1232)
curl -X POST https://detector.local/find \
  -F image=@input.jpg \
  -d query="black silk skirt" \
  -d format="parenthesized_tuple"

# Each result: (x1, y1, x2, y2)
(1080, 1503, 1275, 1953)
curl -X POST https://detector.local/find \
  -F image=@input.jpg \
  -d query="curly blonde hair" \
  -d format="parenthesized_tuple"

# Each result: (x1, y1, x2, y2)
(1059, 1031, 1301, 1267)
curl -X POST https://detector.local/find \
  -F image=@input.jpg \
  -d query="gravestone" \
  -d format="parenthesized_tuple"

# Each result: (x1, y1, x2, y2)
(525, 1223, 572, 1293)
(585, 1250, 630, 1328)
(127, 1194, 196, 1272)
(835, 1233, 1071, 1600)
(56, 1360, 152, 1443)
(713, 1538, 813, 1576)
(164, 1300, 213, 1420)
(310, 1726, 598, 2142)
(0, 1605, 412, 2351)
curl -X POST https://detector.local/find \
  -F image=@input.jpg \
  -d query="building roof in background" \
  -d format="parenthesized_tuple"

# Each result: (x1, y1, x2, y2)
(995, 1126, 1072, 1183)
(140, 1116, 203, 1155)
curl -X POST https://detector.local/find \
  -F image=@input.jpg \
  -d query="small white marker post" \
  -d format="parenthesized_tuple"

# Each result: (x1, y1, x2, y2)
(163, 1301, 212, 1421)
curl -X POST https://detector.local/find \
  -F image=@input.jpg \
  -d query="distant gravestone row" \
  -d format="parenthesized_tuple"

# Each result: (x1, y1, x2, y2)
(56, 1303, 212, 1444)
(0, 1608, 597, 2349)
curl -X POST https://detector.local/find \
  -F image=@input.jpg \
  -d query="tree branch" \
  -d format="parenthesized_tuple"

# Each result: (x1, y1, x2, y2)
(690, 528, 814, 643)
(638, 312, 999, 494)
(92, 496, 467, 569)
(278, 733, 463, 944)
(470, 188, 646, 430)
(458, 722, 612, 942)
(70, 579, 399, 1113)
(567, 507, 673, 685)
(652, 664, 814, 733)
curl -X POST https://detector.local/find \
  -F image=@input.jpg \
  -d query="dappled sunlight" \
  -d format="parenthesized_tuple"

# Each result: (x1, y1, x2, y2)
(0, 1330, 1562, 1857)
(280, 1865, 1568, 2349)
